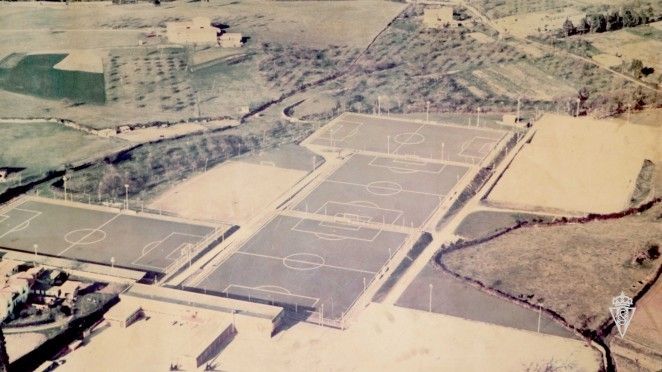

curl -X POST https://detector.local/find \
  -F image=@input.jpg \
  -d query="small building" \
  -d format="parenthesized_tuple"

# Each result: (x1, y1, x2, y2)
(105, 301, 143, 328)
(219, 32, 243, 48)
(118, 125, 131, 134)
(97, 128, 116, 138)
(166, 17, 219, 45)
(423, 7, 460, 28)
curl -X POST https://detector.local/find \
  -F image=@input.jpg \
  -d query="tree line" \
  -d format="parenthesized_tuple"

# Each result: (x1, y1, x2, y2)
(561, 6, 659, 37)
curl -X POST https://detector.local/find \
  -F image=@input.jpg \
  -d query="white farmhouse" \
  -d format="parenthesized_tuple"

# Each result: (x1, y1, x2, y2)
(166, 17, 219, 45)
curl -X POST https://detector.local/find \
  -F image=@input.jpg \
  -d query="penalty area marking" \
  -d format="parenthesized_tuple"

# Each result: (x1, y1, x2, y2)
(224, 283, 320, 306)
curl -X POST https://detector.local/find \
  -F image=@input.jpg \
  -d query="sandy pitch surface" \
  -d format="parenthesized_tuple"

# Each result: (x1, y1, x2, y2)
(149, 161, 307, 224)
(488, 114, 660, 214)
(216, 303, 601, 371)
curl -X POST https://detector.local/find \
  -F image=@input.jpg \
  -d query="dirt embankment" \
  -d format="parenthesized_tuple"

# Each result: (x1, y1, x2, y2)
(435, 198, 662, 371)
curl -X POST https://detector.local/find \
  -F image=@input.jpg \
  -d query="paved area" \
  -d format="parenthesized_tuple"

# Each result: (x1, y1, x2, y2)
(395, 262, 576, 339)
(0, 197, 217, 273)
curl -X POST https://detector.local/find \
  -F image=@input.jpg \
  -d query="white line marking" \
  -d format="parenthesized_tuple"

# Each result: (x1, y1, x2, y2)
(0, 208, 42, 239)
(224, 283, 319, 305)
(325, 179, 443, 197)
(57, 213, 121, 256)
(236, 251, 377, 275)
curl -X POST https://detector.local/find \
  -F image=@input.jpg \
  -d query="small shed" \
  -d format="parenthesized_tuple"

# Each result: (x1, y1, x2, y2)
(106, 301, 143, 328)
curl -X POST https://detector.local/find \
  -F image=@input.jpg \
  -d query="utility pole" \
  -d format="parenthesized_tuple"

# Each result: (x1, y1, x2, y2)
(426, 101, 430, 122)
(124, 184, 129, 210)
(63, 176, 68, 201)
(429, 283, 433, 312)
(537, 304, 542, 333)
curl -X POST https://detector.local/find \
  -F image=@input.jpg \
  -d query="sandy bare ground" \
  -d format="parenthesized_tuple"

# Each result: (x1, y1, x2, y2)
(116, 122, 209, 142)
(216, 303, 601, 371)
(52, 49, 105, 73)
(591, 53, 622, 68)
(493, 9, 584, 38)
(5, 332, 48, 363)
(488, 114, 661, 214)
(148, 161, 307, 224)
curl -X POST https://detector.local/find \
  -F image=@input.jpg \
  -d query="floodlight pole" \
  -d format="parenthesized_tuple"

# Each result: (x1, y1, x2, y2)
(377, 96, 382, 116)
(537, 304, 542, 333)
(477, 107, 481, 127)
(575, 98, 580, 117)
(205, 157, 209, 172)
(33, 244, 38, 259)
(110, 256, 115, 269)
(441, 143, 445, 161)
(426, 101, 430, 122)
(429, 283, 433, 312)
(627, 104, 631, 124)
(387, 135, 391, 155)
(124, 184, 129, 210)
(517, 97, 521, 123)
(63, 176, 68, 201)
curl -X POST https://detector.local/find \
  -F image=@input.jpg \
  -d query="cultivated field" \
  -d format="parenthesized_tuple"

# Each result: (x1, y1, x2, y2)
(442, 202, 662, 332)
(580, 26, 662, 76)
(493, 8, 585, 38)
(488, 114, 661, 214)
(0, 1, 404, 128)
(471, 63, 576, 100)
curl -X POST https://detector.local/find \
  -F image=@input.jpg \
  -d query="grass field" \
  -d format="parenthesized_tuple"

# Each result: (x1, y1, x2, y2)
(454, 210, 552, 240)
(442, 202, 662, 332)
(0, 53, 105, 103)
(0, 121, 126, 194)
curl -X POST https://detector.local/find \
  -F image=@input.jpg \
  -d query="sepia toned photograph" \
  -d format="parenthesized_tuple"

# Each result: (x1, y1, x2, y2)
(0, 0, 660, 370)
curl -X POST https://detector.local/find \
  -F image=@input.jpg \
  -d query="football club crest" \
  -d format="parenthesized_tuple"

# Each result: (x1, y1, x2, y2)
(609, 292, 636, 338)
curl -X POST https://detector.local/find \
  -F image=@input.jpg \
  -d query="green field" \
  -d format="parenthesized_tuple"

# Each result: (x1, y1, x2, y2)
(0, 54, 105, 103)
(0, 121, 125, 193)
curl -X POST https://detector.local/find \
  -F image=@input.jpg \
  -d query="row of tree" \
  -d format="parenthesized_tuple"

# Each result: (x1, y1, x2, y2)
(562, 6, 659, 36)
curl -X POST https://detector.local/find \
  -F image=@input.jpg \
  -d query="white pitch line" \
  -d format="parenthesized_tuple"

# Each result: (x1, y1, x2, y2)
(325, 179, 443, 197)
(235, 251, 377, 275)
(57, 213, 121, 256)
(0, 210, 42, 240)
